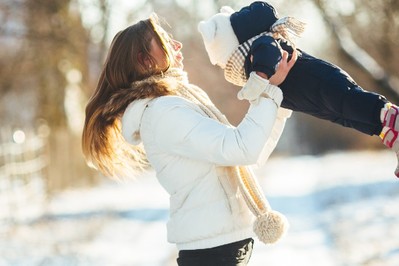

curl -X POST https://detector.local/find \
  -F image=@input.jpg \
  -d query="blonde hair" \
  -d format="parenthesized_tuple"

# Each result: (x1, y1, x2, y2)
(82, 14, 172, 178)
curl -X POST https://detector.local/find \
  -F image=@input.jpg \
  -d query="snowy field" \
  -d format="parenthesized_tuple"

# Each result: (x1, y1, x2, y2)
(1, 150, 399, 266)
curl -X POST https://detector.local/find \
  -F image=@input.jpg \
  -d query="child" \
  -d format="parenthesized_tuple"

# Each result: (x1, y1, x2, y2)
(198, 1, 399, 177)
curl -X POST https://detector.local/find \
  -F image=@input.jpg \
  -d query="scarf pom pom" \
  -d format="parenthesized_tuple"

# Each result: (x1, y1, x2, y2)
(253, 210, 289, 244)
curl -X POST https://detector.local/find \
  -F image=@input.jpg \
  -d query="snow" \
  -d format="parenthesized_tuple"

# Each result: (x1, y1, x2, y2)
(251, 151, 399, 266)
(1, 150, 399, 266)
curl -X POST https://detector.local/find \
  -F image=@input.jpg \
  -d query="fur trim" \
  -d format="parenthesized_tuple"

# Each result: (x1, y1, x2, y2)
(120, 69, 189, 145)
(198, 8, 239, 69)
(103, 69, 188, 121)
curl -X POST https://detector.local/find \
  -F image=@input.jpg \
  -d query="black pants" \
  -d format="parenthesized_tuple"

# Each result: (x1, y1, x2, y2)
(177, 238, 254, 266)
(279, 49, 388, 136)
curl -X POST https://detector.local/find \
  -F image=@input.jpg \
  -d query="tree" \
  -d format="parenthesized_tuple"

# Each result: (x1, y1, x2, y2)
(288, 0, 399, 153)
(311, 0, 399, 101)
(0, 0, 97, 190)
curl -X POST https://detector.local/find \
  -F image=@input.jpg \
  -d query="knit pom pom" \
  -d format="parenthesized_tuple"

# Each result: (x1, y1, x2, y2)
(253, 210, 289, 244)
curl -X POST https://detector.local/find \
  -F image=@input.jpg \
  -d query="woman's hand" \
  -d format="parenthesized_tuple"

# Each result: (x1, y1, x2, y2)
(256, 49, 298, 86)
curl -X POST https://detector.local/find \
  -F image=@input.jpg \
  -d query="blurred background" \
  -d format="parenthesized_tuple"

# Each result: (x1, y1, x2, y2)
(1, 0, 399, 265)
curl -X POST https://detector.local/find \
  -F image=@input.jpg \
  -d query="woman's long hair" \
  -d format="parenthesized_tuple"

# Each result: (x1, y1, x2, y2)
(82, 14, 172, 178)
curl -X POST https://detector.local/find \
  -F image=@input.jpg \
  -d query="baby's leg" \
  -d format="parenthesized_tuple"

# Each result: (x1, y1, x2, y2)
(282, 51, 399, 177)
(319, 73, 387, 136)
(325, 77, 399, 177)
(280, 52, 386, 135)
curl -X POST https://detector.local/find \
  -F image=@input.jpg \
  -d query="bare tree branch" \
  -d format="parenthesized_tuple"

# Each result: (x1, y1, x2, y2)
(312, 0, 399, 97)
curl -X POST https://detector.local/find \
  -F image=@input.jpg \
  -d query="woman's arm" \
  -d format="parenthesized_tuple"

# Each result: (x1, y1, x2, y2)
(256, 107, 292, 166)
(241, 48, 297, 165)
(150, 51, 296, 166)
(151, 81, 282, 166)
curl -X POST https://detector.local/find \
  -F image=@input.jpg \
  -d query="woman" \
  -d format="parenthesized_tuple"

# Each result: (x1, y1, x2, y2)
(82, 13, 296, 265)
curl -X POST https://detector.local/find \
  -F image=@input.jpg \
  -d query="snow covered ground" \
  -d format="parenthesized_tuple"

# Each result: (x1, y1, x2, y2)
(1, 150, 399, 266)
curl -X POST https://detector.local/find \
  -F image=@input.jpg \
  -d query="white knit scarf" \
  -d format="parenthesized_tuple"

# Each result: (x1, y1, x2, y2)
(163, 68, 288, 244)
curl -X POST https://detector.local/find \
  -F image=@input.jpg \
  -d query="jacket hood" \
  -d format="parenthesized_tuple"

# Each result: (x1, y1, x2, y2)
(121, 68, 188, 145)
(121, 98, 152, 145)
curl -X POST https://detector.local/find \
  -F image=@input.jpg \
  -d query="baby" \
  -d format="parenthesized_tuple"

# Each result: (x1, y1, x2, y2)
(198, 1, 399, 177)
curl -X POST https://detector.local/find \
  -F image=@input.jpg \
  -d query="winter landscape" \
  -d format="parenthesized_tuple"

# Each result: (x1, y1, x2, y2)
(1, 0, 398, 265)
(1, 150, 399, 266)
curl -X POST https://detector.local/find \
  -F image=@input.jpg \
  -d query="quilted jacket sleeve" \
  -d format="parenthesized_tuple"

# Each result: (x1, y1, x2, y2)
(256, 107, 292, 167)
(147, 76, 285, 166)
(149, 96, 277, 166)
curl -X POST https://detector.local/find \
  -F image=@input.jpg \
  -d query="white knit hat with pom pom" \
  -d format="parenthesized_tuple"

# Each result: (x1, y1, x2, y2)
(197, 6, 239, 69)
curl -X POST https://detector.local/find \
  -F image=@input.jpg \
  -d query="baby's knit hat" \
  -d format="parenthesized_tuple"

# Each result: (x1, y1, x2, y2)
(198, 1, 305, 70)
(197, 6, 237, 69)
(197, 2, 278, 69)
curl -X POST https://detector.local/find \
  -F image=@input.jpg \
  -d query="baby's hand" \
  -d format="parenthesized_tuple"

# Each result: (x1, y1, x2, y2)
(268, 49, 297, 86)
(250, 36, 282, 79)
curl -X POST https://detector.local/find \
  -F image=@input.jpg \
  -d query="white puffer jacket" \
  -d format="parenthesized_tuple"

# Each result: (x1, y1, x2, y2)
(121, 72, 291, 250)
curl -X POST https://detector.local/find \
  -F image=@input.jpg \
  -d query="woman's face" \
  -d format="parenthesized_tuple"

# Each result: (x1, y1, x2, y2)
(150, 26, 184, 70)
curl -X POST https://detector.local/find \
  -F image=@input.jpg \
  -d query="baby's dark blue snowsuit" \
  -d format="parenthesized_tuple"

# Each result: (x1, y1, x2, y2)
(231, 1, 388, 136)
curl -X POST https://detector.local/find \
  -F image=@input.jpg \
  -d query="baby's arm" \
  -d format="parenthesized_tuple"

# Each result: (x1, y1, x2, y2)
(249, 35, 282, 79)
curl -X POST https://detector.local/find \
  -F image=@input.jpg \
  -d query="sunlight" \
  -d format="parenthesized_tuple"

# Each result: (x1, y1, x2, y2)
(13, 130, 26, 144)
